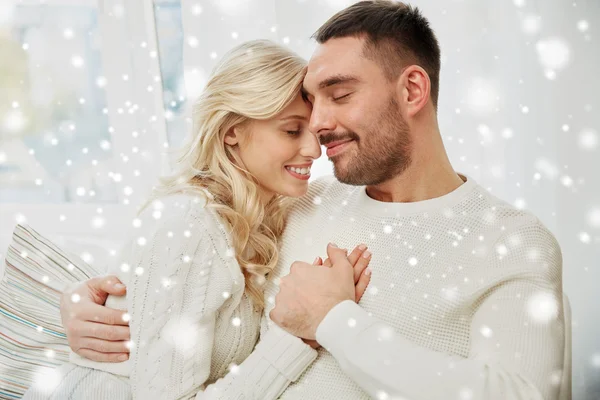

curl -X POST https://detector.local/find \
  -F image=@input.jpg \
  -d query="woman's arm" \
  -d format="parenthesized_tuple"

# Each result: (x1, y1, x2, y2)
(197, 316, 318, 399)
(127, 207, 236, 400)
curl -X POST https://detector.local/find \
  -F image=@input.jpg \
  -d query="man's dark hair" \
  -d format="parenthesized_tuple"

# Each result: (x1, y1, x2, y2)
(313, 1, 441, 108)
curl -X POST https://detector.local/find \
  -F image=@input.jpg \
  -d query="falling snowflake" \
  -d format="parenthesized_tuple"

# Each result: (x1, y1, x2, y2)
(31, 367, 61, 394)
(578, 129, 598, 151)
(465, 78, 500, 116)
(480, 325, 493, 338)
(579, 232, 591, 244)
(459, 387, 474, 400)
(527, 292, 559, 323)
(577, 20, 589, 32)
(587, 208, 600, 229)
(536, 37, 570, 73)
(161, 317, 199, 353)
(522, 15, 542, 35)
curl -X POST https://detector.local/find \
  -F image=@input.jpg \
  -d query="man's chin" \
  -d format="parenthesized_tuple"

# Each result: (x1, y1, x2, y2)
(332, 167, 360, 186)
(331, 154, 368, 185)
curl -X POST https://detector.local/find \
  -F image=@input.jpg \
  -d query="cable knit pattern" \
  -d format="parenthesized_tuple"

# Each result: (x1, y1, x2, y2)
(23, 193, 317, 400)
(23, 173, 565, 400)
(124, 195, 258, 399)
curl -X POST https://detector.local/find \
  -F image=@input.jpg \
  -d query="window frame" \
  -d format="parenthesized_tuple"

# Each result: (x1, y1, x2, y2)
(1, 0, 170, 238)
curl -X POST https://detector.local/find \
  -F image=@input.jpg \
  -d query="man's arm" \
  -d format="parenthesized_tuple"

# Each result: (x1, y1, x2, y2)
(314, 230, 565, 400)
(61, 275, 130, 362)
(316, 291, 563, 400)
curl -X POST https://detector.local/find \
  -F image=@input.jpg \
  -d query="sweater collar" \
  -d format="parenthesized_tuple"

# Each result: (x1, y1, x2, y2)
(355, 173, 477, 217)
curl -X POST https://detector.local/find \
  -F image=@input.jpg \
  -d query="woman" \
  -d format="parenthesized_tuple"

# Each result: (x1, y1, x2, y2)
(23, 39, 371, 399)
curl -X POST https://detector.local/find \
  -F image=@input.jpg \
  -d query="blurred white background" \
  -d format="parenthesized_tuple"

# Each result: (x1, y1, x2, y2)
(0, 0, 598, 398)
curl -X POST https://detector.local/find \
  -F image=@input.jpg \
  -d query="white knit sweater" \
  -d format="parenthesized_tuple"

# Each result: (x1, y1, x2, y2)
(177, 174, 565, 400)
(255, 174, 565, 400)
(61, 193, 318, 400)
(39, 173, 564, 400)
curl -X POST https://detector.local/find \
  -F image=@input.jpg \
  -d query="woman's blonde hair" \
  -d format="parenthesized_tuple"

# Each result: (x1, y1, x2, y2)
(138, 40, 308, 309)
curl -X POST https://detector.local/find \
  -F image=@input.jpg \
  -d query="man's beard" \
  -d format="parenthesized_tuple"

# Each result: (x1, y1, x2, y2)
(329, 96, 412, 186)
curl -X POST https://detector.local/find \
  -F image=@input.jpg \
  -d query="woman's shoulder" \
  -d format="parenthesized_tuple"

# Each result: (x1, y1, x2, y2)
(127, 192, 216, 252)
(132, 192, 242, 280)
(140, 190, 217, 227)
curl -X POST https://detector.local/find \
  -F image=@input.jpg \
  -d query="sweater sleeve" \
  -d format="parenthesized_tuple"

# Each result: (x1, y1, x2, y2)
(127, 206, 234, 400)
(315, 224, 565, 400)
(197, 311, 318, 399)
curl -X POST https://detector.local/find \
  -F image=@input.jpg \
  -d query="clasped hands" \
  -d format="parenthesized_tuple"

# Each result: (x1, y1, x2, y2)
(269, 243, 372, 348)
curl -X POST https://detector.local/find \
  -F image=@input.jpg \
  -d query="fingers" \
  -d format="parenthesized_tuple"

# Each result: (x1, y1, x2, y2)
(355, 266, 372, 303)
(352, 249, 371, 283)
(86, 275, 126, 305)
(326, 243, 351, 269)
(75, 348, 129, 363)
(77, 302, 130, 326)
(73, 319, 131, 341)
(77, 337, 131, 354)
(322, 258, 332, 267)
(94, 275, 127, 295)
(313, 257, 323, 265)
(347, 244, 367, 266)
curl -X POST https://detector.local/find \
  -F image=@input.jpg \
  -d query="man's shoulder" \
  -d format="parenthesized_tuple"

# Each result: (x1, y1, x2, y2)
(477, 188, 554, 236)
(473, 189, 562, 271)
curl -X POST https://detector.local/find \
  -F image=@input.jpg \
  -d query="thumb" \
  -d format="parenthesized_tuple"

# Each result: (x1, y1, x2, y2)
(326, 243, 351, 269)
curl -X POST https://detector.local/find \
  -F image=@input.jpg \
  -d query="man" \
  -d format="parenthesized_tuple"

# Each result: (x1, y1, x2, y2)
(62, 1, 566, 399)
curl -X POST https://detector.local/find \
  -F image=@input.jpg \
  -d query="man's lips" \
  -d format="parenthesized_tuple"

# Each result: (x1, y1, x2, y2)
(325, 139, 354, 157)
(323, 139, 354, 149)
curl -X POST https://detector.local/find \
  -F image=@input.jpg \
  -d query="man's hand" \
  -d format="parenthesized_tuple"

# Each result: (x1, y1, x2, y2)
(270, 243, 367, 341)
(303, 244, 372, 348)
(61, 275, 131, 362)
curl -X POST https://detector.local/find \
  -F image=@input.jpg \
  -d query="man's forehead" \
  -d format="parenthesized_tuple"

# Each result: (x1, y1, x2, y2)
(305, 37, 364, 90)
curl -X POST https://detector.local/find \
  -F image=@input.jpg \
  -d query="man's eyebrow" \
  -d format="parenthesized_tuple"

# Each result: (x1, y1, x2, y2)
(302, 75, 359, 98)
(318, 75, 359, 89)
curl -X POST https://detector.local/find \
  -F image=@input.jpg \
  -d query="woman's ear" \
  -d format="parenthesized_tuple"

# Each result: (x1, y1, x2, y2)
(224, 126, 241, 147)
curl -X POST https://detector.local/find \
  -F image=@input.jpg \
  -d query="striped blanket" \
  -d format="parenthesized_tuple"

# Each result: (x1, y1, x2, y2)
(0, 224, 102, 399)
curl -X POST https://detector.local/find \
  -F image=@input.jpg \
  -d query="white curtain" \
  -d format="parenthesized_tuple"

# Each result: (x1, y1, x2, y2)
(176, 0, 599, 398)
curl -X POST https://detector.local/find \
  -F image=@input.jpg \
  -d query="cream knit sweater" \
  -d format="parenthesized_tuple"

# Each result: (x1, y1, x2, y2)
(24, 193, 318, 400)
(186, 174, 565, 400)
(261, 174, 565, 400)
(28, 174, 565, 400)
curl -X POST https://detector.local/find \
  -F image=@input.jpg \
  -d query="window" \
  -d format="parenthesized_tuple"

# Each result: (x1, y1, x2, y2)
(0, 0, 168, 241)
(154, 0, 189, 150)
(0, 1, 117, 203)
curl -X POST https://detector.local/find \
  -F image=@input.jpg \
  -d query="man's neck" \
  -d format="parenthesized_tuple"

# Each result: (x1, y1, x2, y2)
(365, 136, 463, 204)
